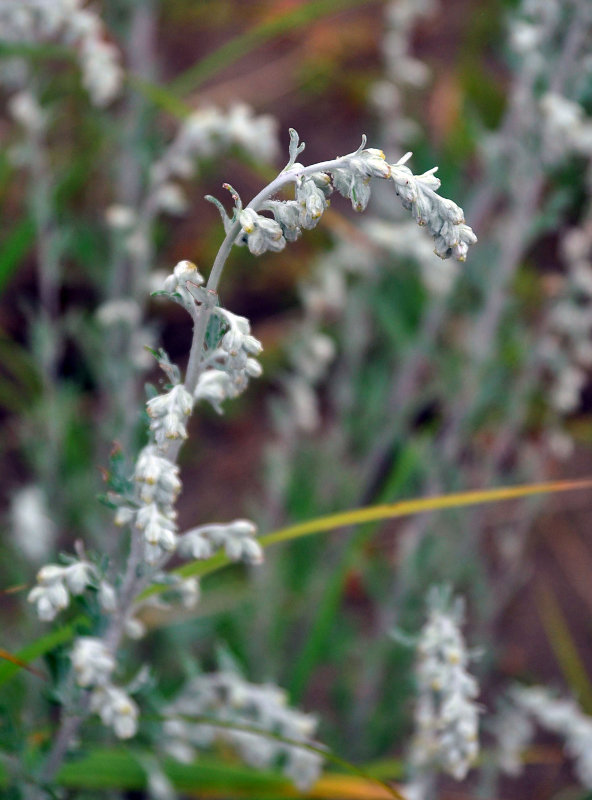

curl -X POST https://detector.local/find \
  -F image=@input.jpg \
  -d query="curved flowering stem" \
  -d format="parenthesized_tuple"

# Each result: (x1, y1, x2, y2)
(31, 129, 477, 792)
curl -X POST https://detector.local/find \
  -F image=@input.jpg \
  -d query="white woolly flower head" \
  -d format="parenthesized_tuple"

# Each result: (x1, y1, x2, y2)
(238, 208, 286, 255)
(135, 502, 178, 564)
(71, 637, 115, 687)
(193, 307, 263, 415)
(410, 586, 480, 781)
(90, 684, 139, 739)
(146, 384, 194, 448)
(134, 445, 182, 506)
(27, 559, 96, 620)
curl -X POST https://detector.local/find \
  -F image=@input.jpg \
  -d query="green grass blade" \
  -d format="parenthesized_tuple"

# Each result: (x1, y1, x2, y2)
(0, 615, 90, 687)
(0, 217, 35, 294)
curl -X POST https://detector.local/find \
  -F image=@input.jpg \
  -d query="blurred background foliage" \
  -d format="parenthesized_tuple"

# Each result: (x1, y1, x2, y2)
(2, 0, 592, 797)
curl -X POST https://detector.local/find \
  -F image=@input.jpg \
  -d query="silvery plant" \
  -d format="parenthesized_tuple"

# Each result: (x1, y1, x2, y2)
(17, 122, 475, 797)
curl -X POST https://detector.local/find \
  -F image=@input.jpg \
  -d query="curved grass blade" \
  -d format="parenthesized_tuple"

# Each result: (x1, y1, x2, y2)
(140, 478, 592, 600)
(0, 648, 45, 680)
(0, 615, 90, 687)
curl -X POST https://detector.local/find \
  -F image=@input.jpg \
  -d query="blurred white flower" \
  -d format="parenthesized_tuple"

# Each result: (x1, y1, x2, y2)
(71, 637, 115, 687)
(90, 684, 139, 739)
(11, 485, 56, 562)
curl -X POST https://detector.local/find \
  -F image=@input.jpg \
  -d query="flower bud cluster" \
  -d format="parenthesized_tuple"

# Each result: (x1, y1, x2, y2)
(332, 148, 390, 212)
(410, 587, 480, 781)
(114, 337, 192, 562)
(146, 384, 194, 447)
(510, 686, 592, 788)
(71, 637, 138, 739)
(194, 307, 263, 414)
(178, 519, 262, 564)
(389, 156, 477, 261)
(134, 445, 182, 506)
(122, 443, 182, 563)
(229, 138, 475, 264)
(0, 0, 122, 107)
(162, 671, 323, 791)
(27, 560, 96, 621)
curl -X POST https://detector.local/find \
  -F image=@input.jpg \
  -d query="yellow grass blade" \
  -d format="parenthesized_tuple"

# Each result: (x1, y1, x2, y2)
(260, 479, 592, 548)
(141, 478, 592, 600)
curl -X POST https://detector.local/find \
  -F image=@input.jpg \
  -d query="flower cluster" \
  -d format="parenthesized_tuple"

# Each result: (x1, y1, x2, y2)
(0, 0, 123, 106)
(230, 139, 476, 263)
(146, 384, 194, 447)
(162, 671, 323, 791)
(27, 560, 95, 621)
(410, 587, 480, 781)
(71, 637, 138, 739)
(178, 519, 262, 564)
(194, 307, 263, 414)
(506, 685, 592, 787)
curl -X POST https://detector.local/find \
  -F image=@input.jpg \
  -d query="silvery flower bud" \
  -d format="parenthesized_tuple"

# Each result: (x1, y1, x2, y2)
(296, 177, 328, 229)
(350, 175, 371, 212)
(99, 580, 118, 613)
(354, 148, 392, 179)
